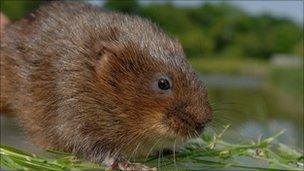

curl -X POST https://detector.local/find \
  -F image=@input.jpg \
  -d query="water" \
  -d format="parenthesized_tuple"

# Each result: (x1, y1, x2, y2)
(1, 74, 303, 155)
(201, 74, 303, 149)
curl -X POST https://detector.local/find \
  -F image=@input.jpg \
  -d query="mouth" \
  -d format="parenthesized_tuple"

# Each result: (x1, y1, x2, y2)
(184, 121, 211, 139)
(161, 121, 208, 140)
(194, 124, 206, 137)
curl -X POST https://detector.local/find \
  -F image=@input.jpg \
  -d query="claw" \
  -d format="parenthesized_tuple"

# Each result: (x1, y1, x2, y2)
(104, 156, 156, 171)
(117, 161, 156, 171)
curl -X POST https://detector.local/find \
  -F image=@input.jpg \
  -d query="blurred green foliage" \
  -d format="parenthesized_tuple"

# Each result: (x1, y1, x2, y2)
(0, 1, 40, 20)
(106, 1, 303, 59)
(1, 0, 303, 59)
(104, 0, 139, 14)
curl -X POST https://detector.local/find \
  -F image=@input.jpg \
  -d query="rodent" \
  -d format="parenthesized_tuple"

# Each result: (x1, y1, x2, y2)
(0, 2, 212, 170)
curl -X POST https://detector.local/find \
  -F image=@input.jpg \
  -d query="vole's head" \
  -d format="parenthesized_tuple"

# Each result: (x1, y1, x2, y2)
(91, 38, 212, 156)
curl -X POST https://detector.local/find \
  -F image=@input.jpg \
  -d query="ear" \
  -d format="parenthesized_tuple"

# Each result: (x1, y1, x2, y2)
(92, 41, 128, 73)
(93, 41, 120, 61)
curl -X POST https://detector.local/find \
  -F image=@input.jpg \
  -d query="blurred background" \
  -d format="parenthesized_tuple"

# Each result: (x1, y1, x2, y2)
(1, 0, 303, 153)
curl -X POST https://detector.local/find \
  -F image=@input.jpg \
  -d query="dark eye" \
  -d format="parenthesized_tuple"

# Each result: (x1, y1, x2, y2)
(158, 78, 171, 90)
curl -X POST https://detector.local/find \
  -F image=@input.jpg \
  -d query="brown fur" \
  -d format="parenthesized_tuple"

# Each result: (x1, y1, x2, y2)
(0, 2, 212, 163)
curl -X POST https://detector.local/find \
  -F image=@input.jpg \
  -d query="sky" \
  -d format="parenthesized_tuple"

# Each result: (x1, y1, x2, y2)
(90, 0, 303, 24)
(232, 1, 303, 24)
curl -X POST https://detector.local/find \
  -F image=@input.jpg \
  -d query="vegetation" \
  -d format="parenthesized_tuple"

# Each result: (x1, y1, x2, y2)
(1, 126, 303, 170)
(1, 0, 302, 59)
(0, 1, 40, 20)
(105, 0, 303, 59)
(189, 57, 270, 75)
(0, 145, 103, 170)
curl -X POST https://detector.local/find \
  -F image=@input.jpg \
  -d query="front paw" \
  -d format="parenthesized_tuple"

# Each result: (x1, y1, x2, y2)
(104, 157, 156, 171)
(117, 161, 156, 171)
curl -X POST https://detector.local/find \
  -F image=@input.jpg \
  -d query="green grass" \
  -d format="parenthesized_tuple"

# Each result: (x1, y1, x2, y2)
(0, 145, 104, 171)
(1, 126, 303, 171)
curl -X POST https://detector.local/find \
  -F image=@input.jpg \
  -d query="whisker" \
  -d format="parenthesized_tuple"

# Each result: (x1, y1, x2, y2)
(128, 141, 141, 162)
(209, 101, 246, 106)
(187, 132, 192, 141)
(208, 122, 253, 142)
(116, 128, 148, 161)
(161, 148, 164, 166)
(145, 137, 161, 160)
(157, 148, 162, 169)
(173, 139, 177, 167)
(194, 130, 199, 138)
(212, 108, 244, 114)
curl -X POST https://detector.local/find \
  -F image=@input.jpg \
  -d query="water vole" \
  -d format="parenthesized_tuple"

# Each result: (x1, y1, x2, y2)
(0, 2, 212, 170)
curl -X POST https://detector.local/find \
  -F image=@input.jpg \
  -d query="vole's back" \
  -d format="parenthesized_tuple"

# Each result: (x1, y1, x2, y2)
(0, 2, 182, 109)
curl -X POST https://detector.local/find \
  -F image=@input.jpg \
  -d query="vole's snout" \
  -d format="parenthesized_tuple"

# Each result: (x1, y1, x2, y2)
(164, 100, 213, 139)
(190, 102, 213, 137)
